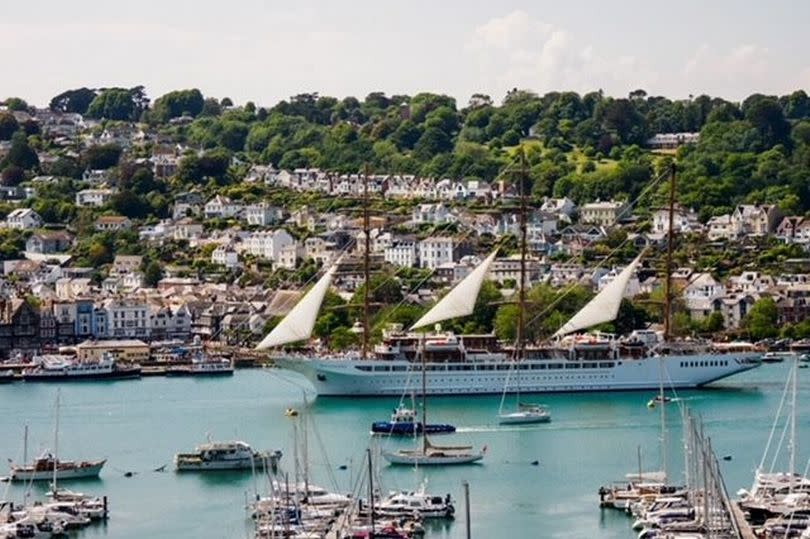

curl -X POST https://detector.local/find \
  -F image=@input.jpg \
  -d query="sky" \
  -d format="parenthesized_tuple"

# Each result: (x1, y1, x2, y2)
(2, 0, 809, 108)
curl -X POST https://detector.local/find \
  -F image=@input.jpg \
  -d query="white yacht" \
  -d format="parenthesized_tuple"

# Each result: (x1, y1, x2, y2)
(174, 440, 281, 471)
(378, 483, 455, 519)
(9, 452, 106, 481)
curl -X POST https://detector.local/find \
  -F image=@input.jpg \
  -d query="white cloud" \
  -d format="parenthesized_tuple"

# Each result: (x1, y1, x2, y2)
(467, 10, 657, 100)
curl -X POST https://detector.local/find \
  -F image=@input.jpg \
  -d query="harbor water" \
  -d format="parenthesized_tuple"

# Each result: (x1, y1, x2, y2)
(0, 363, 806, 538)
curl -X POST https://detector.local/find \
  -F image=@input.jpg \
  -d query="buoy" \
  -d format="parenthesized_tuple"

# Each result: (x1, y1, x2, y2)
(723, 455, 732, 461)
(530, 460, 539, 466)
(338, 464, 348, 470)
(285, 408, 299, 417)
(124, 471, 134, 478)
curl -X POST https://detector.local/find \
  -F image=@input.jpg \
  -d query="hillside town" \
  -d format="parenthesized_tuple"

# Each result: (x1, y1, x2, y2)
(0, 101, 808, 362)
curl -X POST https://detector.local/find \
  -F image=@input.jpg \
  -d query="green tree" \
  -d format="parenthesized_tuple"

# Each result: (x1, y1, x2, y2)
(3, 97, 28, 111)
(49, 88, 97, 114)
(0, 112, 19, 140)
(143, 260, 164, 287)
(743, 297, 779, 340)
(82, 144, 122, 170)
(3, 131, 38, 170)
(151, 89, 205, 122)
(86, 86, 148, 121)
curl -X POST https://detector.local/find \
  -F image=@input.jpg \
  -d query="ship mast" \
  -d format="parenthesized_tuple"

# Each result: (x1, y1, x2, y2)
(516, 151, 528, 365)
(663, 163, 677, 342)
(362, 163, 371, 360)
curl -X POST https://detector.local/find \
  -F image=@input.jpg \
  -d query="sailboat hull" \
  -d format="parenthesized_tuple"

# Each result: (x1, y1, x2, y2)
(382, 451, 484, 466)
(498, 412, 551, 425)
(275, 353, 761, 397)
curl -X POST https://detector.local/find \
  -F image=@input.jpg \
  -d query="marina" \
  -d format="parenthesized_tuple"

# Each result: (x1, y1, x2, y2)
(0, 363, 803, 538)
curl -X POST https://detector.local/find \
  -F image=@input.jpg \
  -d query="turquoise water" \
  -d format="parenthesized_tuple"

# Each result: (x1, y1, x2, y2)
(0, 363, 806, 539)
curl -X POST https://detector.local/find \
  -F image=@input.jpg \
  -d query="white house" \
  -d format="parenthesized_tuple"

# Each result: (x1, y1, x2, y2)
(277, 243, 301, 270)
(204, 195, 242, 219)
(211, 245, 240, 269)
(304, 237, 337, 264)
(706, 214, 739, 241)
(597, 265, 641, 298)
(418, 237, 455, 269)
(76, 188, 115, 207)
(683, 272, 725, 319)
(384, 240, 418, 268)
(731, 204, 782, 237)
(244, 229, 295, 263)
(411, 203, 454, 225)
(6, 208, 42, 230)
(244, 202, 283, 227)
(651, 206, 700, 234)
(579, 200, 629, 226)
(541, 197, 576, 218)
(102, 299, 150, 339)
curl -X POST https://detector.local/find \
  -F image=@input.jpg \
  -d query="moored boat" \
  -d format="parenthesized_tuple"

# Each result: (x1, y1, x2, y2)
(22, 354, 141, 382)
(166, 355, 233, 377)
(174, 440, 281, 471)
(371, 404, 455, 436)
(9, 452, 105, 482)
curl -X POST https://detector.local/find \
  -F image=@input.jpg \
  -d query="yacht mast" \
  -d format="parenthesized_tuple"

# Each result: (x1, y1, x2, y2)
(790, 357, 798, 493)
(661, 163, 677, 484)
(421, 335, 428, 454)
(53, 389, 60, 490)
(362, 164, 371, 360)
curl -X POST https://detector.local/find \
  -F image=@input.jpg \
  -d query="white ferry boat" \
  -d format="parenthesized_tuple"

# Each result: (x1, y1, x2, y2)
(166, 356, 233, 377)
(22, 354, 141, 382)
(174, 440, 281, 471)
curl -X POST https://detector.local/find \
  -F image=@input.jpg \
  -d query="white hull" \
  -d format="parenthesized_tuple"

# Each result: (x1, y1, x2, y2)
(175, 458, 259, 471)
(9, 461, 105, 481)
(498, 412, 551, 425)
(275, 353, 761, 397)
(382, 451, 484, 466)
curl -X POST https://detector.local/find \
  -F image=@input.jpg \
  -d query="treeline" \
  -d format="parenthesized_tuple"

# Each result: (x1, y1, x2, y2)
(2, 87, 810, 219)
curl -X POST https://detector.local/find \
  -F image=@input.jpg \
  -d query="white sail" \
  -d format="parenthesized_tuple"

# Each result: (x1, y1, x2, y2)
(256, 264, 337, 350)
(552, 253, 643, 338)
(411, 249, 498, 330)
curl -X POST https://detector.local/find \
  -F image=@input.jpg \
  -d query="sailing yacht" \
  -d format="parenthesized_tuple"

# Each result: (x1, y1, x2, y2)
(8, 392, 106, 482)
(498, 163, 551, 426)
(380, 251, 496, 466)
(271, 167, 762, 397)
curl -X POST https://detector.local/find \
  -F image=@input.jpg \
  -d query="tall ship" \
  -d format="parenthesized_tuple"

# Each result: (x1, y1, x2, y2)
(260, 164, 762, 397)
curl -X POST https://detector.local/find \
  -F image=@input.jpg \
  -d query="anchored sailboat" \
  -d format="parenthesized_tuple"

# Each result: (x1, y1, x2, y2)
(382, 250, 498, 466)
(498, 155, 550, 425)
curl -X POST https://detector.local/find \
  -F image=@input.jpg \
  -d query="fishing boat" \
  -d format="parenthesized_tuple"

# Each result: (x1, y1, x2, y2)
(22, 353, 141, 382)
(174, 440, 281, 471)
(8, 393, 105, 482)
(371, 404, 455, 436)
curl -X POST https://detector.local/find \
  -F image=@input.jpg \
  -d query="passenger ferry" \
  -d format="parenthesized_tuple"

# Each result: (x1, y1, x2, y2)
(22, 354, 141, 382)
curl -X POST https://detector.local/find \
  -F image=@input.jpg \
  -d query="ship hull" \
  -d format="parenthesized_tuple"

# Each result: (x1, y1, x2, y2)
(22, 369, 141, 382)
(275, 353, 761, 397)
